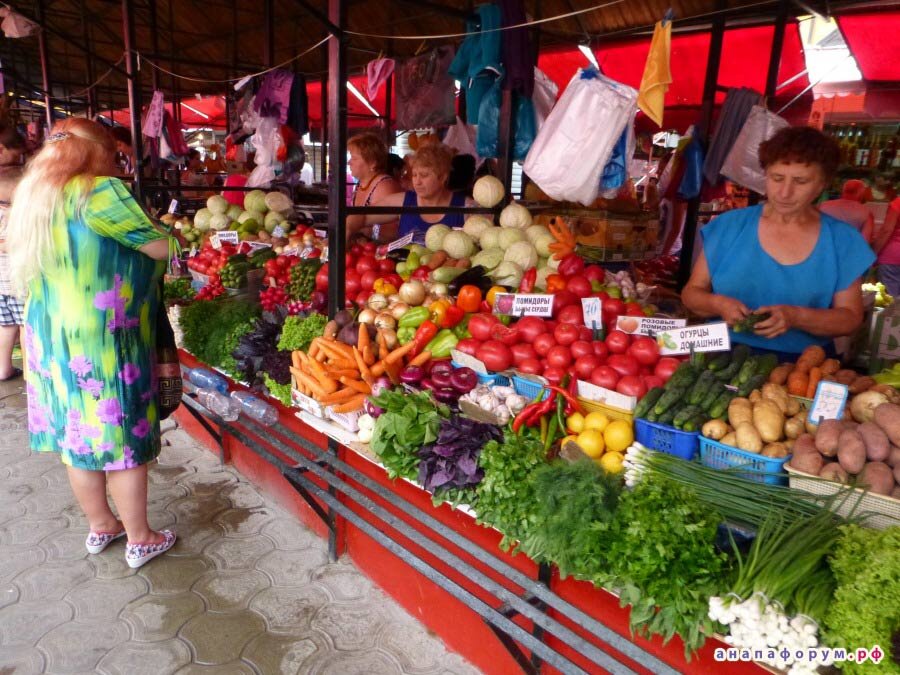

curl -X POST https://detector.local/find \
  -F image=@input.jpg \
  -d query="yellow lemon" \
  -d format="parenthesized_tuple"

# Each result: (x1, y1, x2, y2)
(566, 412, 585, 434)
(603, 419, 634, 453)
(576, 429, 605, 458)
(561, 434, 578, 447)
(599, 451, 625, 474)
(583, 411, 610, 432)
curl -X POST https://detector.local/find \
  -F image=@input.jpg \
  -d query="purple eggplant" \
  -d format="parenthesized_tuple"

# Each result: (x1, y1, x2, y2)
(449, 367, 478, 394)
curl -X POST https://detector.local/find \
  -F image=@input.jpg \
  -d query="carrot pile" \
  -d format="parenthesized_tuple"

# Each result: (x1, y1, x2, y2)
(548, 217, 576, 260)
(290, 326, 431, 413)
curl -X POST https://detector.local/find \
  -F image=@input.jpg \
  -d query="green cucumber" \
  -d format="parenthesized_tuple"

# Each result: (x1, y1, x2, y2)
(701, 381, 726, 412)
(688, 370, 717, 406)
(654, 384, 690, 416)
(709, 390, 737, 420)
(668, 363, 700, 389)
(707, 352, 731, 372)
(673, 405, 703, 429)
(634, 387, 664, 419)
(656, 407, 677, 426)
(737, 373, 768, 398)
(717, 344, 750, 381)
(754, 353, 779, 379)
(682, 412, 709, 432)
(735, 355, 760, 386)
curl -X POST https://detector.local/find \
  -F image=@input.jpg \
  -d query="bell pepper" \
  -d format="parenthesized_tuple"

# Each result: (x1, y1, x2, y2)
(397, 306, 430, 329)
(411, 320, 439, 356)
(452, 314, 471, 339)
(411, 266, 431, 281)
(441, 304, 466, 329)
(429, 298, 452, 326)
(456, 285, 483, 313)
(485, 285, 506, 308)
(397, 326, 417, 345)
(373, 278, 398, 295)
(518, 267, 537, 293)
(557, 253, 585, 278)
(424, 329, 459, 359)
(545, 274, 566, 294)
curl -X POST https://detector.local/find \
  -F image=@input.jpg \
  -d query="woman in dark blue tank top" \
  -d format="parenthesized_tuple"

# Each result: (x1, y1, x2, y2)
(367, 143, 469, 242)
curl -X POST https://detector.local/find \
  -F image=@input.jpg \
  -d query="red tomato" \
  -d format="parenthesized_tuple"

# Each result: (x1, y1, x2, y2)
(654, 357, 681, 381)
(360, 270, 378, 291)
(542, 366, 566, 385)
(514, 316, 547, 342)
(533, 333, 556, 357)
(546, 345, 573, 368)
(345, 269, 361, 297)
(468, 314, 498, 341)
(551, 291, 578, 317)
(584, 265, 605, 282)
(510, 343, 538, 365)
(356, 255, 378, 274)
(607, 353, 640, 377)
(565, 276, 592, 299)
(625, 301, 645, 316)
(518, 358, 543, 375)
(475, 341, 513, 372)
(628, 336, 660, 367)
(376, 258, 395, 274)
(604, 298, 626, 316)
(570, 340, 594, 359)
(616, 375, 647, 398)
(574, 354, 601, 380)
(592, 341, 609, 360)
(355, 290, 372, 306)
(605, 330, 631, 354)
(556, 304, 584, 325)
(590, 366, 619, 390)
(345, 253, 355, 268)
(315, 264, 329, 291)
(553, 323, 579, 346)
(544, 320, 558, 334)
(643, 375, 664, 390)
(362, 242, 377, 255)
(384, 273, 403, 288)
(455, 338, 481, 357)
(491, 324, 521, 347)
(350, 245, 363, 257)
(578, 326, 594, 341)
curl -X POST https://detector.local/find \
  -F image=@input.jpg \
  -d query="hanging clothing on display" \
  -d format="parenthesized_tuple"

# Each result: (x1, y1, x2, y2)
(498, 0, 534, 98)
(286, 73, 309, 137)
(253, 69, 295, 124)
(523, 68, 638, 206)
(475, 81, 536, 161)
(448, 4, 503, 125)
(395, 46, 457, 130)
(702, 87, 762, 185)
(637, 20, 672, 127)
(142, 91, 166, 139)
(366, 58, 396, 100)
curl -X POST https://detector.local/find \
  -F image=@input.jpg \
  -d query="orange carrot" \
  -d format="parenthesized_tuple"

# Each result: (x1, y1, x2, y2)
(295, 371, 328, 399)
(358, 323, 370, 354)
(291, 351, 302, 369)
(332, 394, 366, 413)
(408, 350, 432, 368)
(805, 366, 822, 399)
(353, 346, 374, 384)
(339, 376, 372, 394)
(320, 387, 359, 404)
(363, 344, 375, 366)
(384, 341, 416, 365)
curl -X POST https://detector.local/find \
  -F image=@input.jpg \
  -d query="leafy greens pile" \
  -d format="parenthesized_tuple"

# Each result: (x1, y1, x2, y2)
(179, 298, 260, 371)
(370, 389, 448, 481)
(278, 313, 328, 352)
(263, 373, 292, 407)
(417, 416, 501, 495)
(232, 308, 290, 385)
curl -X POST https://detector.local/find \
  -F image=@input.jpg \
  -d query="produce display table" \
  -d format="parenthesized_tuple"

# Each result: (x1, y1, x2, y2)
(174, 351, 766, 675)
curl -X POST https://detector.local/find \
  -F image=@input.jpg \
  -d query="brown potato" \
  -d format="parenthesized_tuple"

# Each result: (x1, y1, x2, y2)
(728, 398, 753, 428)
(874, 403, 900, 446)
(784, 417, 805, 440)
(815, 419, 842, 457)
(791, 451, 824, 475)
(837, 429, 867, 474)
(858, 422, 890, 462)
(858, 462, 895, 496)
(849, 376, 877, 395)
(736, 422, 763, 454)
(720, 432, 738, 447)
(762, 442, 788, 458)
(888, 445, 900, 468)
(785, 397, 802, 417)
(753, 399, 785, 443)
(819, 462, 849, 484)
(793, 433, 817, 457)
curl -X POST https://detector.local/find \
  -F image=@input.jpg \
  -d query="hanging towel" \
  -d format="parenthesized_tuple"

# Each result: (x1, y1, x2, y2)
(702, 87, 762, 185)
(637, 20, 672, 127)
(253, 69, 294, 124)
(447, 4, 503, 124)
(366, 58, 396, 100)
(142, 90, 166, 139)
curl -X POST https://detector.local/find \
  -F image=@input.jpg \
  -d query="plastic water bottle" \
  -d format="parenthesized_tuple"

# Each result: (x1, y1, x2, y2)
(196, 388, 240, 421)
(188, 368, 228, 394)
(230, 391, 279, 426)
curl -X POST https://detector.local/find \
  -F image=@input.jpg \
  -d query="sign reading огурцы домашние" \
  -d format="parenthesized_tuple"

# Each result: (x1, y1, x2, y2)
(657, 322, 731, 356)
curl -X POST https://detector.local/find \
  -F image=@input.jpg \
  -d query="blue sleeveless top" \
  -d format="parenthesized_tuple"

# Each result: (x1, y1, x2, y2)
(701, 205, 874, 355)
(397, 190, 467, 241)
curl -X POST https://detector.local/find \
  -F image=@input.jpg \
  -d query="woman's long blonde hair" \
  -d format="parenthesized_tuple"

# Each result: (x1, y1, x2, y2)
(7, 118, 115, 293)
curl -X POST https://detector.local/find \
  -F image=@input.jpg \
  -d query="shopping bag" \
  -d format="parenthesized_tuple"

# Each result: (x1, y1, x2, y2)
(476, 81, 537, 161)
(677, 137, 705, 200)
(531, 67, 559, 130)
(720, 105, 789, 194)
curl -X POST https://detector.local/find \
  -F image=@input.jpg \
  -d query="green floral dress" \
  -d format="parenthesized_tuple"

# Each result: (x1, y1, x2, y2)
(25, 176, 168, 471)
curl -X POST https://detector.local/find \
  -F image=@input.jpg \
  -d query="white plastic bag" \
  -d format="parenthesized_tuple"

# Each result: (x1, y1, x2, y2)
(523, 69, 637, 206)
(720, 105, 789, 194)
(443, 117, 482, 167)
(531, 67, 558, 130)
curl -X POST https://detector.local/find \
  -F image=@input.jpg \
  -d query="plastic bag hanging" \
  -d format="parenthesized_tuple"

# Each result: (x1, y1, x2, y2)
(246, 116, 281, 188)
(677, 137, 705, 200)
(720, 105, 789, 194)
(0, 8, 39, 38)
(600, 118, 636, 191)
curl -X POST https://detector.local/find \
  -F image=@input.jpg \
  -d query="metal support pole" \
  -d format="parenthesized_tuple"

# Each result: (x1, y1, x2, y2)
(496, 88, 515, 197)
(326, 1, 346, 318)
(79, 0, 97, 118)
(384, 74, 393, 149)
(37, 0, 53, 130)
(148, 0, 160, 91)
(264, 0, 275, 68)
(122, 0, 144, 200)
(319, 73, 328, 183)
(765, 0, 789, 101)
(677, 0, 726, 290)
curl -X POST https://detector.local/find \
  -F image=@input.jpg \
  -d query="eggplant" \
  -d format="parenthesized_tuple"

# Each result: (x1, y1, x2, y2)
(447, 265, 493, 295)
(386, 248, 410, 262)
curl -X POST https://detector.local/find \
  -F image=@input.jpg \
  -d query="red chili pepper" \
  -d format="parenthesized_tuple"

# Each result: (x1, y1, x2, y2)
(441, 304, 466, 329)
(411, 320, 438, 357)
(512, 398, 553, 433)
(518, 267, 537, 293)
(526, 398, 556, 427)
(545, 384, 584, 415)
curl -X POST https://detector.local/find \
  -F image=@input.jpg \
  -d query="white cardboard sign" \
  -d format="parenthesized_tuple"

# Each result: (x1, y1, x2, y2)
(616, 315, 687, 336)
(807, 381, 850, 425)
(493, 293, 554, 317)
(450, 349, 488, 375)
(581, 297, 603, 328)
(656, 322, 731, 356)
(211, 231, 239, 249)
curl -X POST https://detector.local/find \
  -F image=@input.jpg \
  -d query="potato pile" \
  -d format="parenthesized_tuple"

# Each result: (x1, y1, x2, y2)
(790, 402, 900, 499)
(701, 383, 805, 459)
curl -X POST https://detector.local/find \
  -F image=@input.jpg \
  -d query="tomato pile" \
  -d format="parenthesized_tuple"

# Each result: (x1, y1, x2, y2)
(317, 242, 401, 308)
(194, 274, 225, 300)
(456, 312, 681, 399)
(186, 243, 238, 277)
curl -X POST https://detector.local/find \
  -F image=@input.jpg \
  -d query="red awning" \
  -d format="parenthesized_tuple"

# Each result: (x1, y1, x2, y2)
(837, 12, 900, 82)
(306, 73, 390, 130)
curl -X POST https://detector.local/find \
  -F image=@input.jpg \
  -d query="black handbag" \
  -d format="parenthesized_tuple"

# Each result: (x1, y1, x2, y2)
(156, 295, 182, 420)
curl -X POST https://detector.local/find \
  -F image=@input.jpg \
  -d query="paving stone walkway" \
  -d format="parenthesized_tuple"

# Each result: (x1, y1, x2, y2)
(0, 374, 479, 675)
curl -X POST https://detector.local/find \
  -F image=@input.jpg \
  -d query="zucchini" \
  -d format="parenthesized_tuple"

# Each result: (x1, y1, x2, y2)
(673, 405, 703, 429)
(709, 390, 736, 420)
(682, 412, 709, 432)
(707, 352, 731, 372)
(654, 384, 690, 416)
(737, 373, 768, 398)
(668, 363, 699, 389)
(717, 344, 749, 381)
(688, 370, 717, 406)
(634, 387, 664, 419)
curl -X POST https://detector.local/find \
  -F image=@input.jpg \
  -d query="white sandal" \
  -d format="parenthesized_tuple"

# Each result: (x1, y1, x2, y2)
(85, 527, 127, 554)
(124, 530, 177, 568)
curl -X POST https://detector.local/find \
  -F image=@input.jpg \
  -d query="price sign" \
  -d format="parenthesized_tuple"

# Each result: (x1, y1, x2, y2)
(167, 199, 179, 214)
(388, 232, 414, 252)
(581, 297, 602, 328)
(616, 315, 687, 336)
(217, 230, 239, 245)
(314, 228, 327, 239)
(655, 322, 731, 356)
(450, 349, 488, 374)
(246, 241, 273, 252)
(272, 225, 286, 238)
(808, 381, 849, 425)
(493, 293, 554, 317)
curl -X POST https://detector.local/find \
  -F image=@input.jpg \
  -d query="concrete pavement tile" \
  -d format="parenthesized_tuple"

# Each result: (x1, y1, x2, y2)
(177, 470, 240, 497)
(248, 585, 329, 633)
(190, 569, 270, 612)
(41, 530, 93, 562)
(0, 516, 68, 546)
(376, 610, 481, 675)
(0, 600, 73, 647)
(222, 483, 266, 510)
(0, 545, 46, 583)
(0, 481, 32, 507)
(121, 592, 206, 642)
(37, 620, 129, 673)
(216, 507, 272, 538)
(3, 454, 57, 481)
(203, 534, 274, 571)
(304, 649, 407, 675)
(158, 428, 198, 452)
(259, 517, 323, 552)
(310, 561, 375, 603)
(162, 522, 223, 558)
(0, 646, 46, 672)
(40, 466, 73, 490)
(0, 502, 25, 520)
(157, 441, 209, 466)
(174, 662, 257, 675)
(140, 556, 213, 596)
(96, 638, 193, 675)
(148, 463, 197, 486)
(179, 610, 266, 665)
(19, 489, 78, 518)
(14, 559, 95, 602)
(89, 552, 141, 581)
(65, 576, 148, 624)
(241, 632, 322, 675)
(166, 494, 232, 526)
(310, 602, 390, 652)
(146, 483, 191, 509)
(0, 582, 18, 610)
(254, 548, 328, 587)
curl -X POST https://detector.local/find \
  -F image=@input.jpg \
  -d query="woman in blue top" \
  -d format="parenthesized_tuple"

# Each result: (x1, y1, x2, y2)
(682, 126, 875, 359)
(368, 143, 468, 243)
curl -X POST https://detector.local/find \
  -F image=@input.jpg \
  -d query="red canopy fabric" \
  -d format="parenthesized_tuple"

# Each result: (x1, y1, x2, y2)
(305, 73, 389, 129)
(837, 12, 900, 82)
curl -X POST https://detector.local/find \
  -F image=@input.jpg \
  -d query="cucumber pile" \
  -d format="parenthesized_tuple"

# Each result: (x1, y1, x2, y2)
(634, 346, 778, 431)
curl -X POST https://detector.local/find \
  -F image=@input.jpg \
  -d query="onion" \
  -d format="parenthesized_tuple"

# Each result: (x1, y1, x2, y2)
(431, 368, 453, 388)
(429, 282, 449, 297)
(389, 302, 410, 320)
(364, 399, 384, 418)
(399, 280, 426, 306)
(371, 376, 392, 397)
(387, 294, 401, 305)
(400, 366, 425, 385)
(380, 328, 398, 350)
(374, 313, 396, 331)
(358, 308, 377, 324)
(367, 293, 388, 311)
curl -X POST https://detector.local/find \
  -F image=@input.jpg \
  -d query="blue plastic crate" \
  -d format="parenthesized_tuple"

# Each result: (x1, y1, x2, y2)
(512, 374, 550, 401)
(634, 418, 699, 460)
(451, 362, 510, 387)
(699, 437, 790, 486)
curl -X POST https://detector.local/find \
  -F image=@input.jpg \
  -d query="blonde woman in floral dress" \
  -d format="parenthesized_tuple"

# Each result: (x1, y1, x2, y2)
(7, 119, 176, 568)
